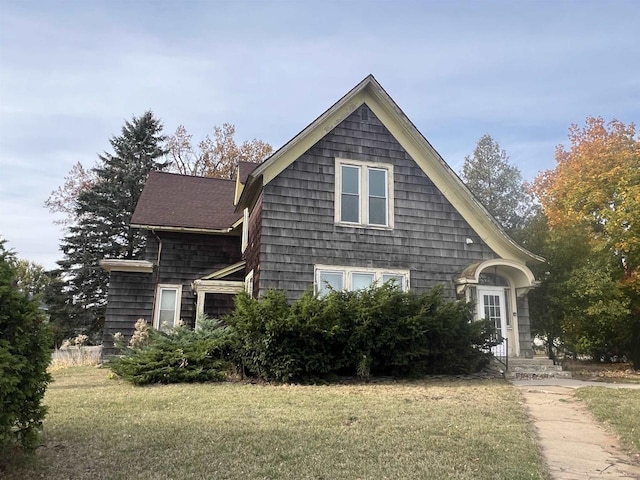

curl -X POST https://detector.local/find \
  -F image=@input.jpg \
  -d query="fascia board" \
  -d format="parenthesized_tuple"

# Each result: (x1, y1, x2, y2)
(130, 224, 238, 235)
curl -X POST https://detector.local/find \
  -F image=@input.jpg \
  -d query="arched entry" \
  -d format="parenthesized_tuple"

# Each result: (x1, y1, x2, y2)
(456, 259, 539, 358)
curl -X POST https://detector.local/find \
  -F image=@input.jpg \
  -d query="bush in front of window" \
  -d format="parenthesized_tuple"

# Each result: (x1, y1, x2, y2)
(108, 317, 234, 386)
(226, 283, 495, 382)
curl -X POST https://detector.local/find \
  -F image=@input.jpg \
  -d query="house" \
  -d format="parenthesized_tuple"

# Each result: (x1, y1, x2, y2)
(101, 75, 543, 359)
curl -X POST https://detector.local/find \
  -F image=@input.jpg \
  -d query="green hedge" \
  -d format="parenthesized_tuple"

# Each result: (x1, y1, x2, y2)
(226, 284, 494, 382)
(0, 242, 52, 460)
(110, 284, 495, 385)
(109, 318, 234, 386)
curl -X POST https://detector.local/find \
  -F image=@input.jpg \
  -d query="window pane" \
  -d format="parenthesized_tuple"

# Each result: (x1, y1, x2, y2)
(341, 193, 359, 222)
(318, 271, 344, 296)
(341, 165, 359, 194)
(369, 169, 386, 197)
(382, 274, 405, 290)
(352, 273, 375, 290)
(160, 289, 177, 310)
(369, 196, 387, 225)
(159, 309, 175, 328)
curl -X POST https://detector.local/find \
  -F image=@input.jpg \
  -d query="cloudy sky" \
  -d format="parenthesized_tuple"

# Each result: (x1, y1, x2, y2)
(1, 0, 638, 269)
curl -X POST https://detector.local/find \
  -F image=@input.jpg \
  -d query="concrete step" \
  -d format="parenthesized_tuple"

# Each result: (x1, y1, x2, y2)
(503, 356, 572, 380)
(506, 370, 573, 380)
(511, 364, 564, 372)
(509, 357, 556, 366)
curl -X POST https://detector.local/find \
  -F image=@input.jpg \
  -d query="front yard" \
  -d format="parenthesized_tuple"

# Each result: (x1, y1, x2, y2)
(576, 387, 640, 454)
(7, 367, 548, 480)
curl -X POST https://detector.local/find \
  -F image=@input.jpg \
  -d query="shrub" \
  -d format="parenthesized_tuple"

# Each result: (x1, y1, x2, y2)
(226, 283, 494, 382)
(109, 317, 234, 386)
(0, 241, 52, 461)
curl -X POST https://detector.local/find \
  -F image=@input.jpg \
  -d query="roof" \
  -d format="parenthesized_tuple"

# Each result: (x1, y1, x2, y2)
(238, 161, 260, 184)
(131, 171, 240, 232)
(238, 74, 544, 265)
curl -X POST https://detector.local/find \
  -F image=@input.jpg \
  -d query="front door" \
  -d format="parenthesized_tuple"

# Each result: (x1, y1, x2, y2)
(478, 288, 507, 356)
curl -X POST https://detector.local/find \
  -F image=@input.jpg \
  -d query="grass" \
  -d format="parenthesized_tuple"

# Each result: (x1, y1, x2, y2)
(576, 387, 640, 453)
(6, 367, 549, 480)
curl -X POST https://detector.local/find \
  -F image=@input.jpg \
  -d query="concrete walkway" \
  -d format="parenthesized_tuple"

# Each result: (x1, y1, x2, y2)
(511, 378, 640, 480)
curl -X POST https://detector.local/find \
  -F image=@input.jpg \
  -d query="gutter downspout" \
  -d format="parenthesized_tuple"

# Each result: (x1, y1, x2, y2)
(153, 229, 163, 279)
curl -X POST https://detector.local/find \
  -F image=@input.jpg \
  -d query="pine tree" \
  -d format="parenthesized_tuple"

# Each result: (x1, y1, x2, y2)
(57, 111, 168, 339)
(461, 134, 533, 233)
(0, 238, 52, 457)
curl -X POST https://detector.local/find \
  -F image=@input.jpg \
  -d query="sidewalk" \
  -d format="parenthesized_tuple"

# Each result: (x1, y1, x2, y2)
(512, 378, 640, 479)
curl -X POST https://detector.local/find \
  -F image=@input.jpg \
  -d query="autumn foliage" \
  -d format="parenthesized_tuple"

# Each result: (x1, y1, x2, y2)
(532, 117, 640, 365)
(166, 123, 273, 179)
(533, 118, 639, 273)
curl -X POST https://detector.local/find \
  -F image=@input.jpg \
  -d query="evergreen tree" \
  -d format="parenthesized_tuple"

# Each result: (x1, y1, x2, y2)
(0, 238, 52, 458)
(461, 134, 533, 233)
(57, 111, 168, 340)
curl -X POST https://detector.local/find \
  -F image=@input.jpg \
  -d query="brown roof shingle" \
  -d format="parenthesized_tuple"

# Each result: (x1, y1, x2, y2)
(131, 171, 240, 231)
(238, 161, 261, 184)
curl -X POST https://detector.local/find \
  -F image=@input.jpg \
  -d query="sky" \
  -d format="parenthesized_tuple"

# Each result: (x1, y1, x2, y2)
(1, 0, 638, 269)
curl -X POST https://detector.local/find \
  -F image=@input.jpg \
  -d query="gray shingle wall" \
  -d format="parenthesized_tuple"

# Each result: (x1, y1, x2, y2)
(102, 271, 154, 356)
(151, 231, 242, 327)
(102, 230, 242, 356)
(258, 104, 498, 301)
(516, 296, 534, 358)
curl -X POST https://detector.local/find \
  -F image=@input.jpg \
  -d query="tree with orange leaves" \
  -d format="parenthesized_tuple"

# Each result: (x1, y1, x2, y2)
(166, 123, 273, 179)
(532, 117, 640, 366)
(533, 117, 639, 277)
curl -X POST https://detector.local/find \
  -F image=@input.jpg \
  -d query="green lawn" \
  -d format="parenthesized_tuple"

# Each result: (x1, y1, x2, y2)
(576, 387, 640, 453)
(7, 367, 549, 480)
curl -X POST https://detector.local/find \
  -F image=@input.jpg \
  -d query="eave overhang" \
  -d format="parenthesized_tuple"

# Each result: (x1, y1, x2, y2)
(100, 259, 154, 273)
(192, 279, 244, 295)
(130, 224, 239, 235)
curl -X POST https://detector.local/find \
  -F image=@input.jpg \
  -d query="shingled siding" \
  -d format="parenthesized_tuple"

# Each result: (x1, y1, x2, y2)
(148, 231, 243, 326)
(102, 271, 154, 356)
(516, 296, 534, 358)
(244, 194, 263, 297)
(258, 104, 498, 301)
(103, 231, 242, 356)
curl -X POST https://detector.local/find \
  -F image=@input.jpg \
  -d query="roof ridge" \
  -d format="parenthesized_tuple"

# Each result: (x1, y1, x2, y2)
(150, 170, 236, 183)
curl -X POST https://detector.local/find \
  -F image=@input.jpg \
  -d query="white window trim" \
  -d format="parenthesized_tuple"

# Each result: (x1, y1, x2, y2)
(153, 284, 183, 330)
(334, 158, 394, 229)
(245, 269, 254, 297)
(314, 264, 409, 295)
(241, 207, 249, 253)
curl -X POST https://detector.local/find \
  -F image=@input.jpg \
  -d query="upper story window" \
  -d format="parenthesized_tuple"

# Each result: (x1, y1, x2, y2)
(335, 159, 394, 228)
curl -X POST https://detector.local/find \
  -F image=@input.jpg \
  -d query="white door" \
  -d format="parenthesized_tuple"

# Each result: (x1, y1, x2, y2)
(478, 288, 507, 355)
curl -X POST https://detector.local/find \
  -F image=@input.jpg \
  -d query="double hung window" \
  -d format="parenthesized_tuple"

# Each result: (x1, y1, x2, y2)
(154, 285, 182, 330)
(336, 159, 393, 228)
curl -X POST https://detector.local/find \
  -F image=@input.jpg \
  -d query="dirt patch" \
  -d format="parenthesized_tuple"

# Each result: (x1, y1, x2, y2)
(563, 360, 640, 383)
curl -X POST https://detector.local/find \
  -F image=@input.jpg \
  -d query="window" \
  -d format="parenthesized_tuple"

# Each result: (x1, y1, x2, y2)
(315, 265, 409, 296)
(154, 285, 182, 330)
(335, 159, 393, 227)
(241, 208, 249, 253)
(245, 269, 254, 297)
